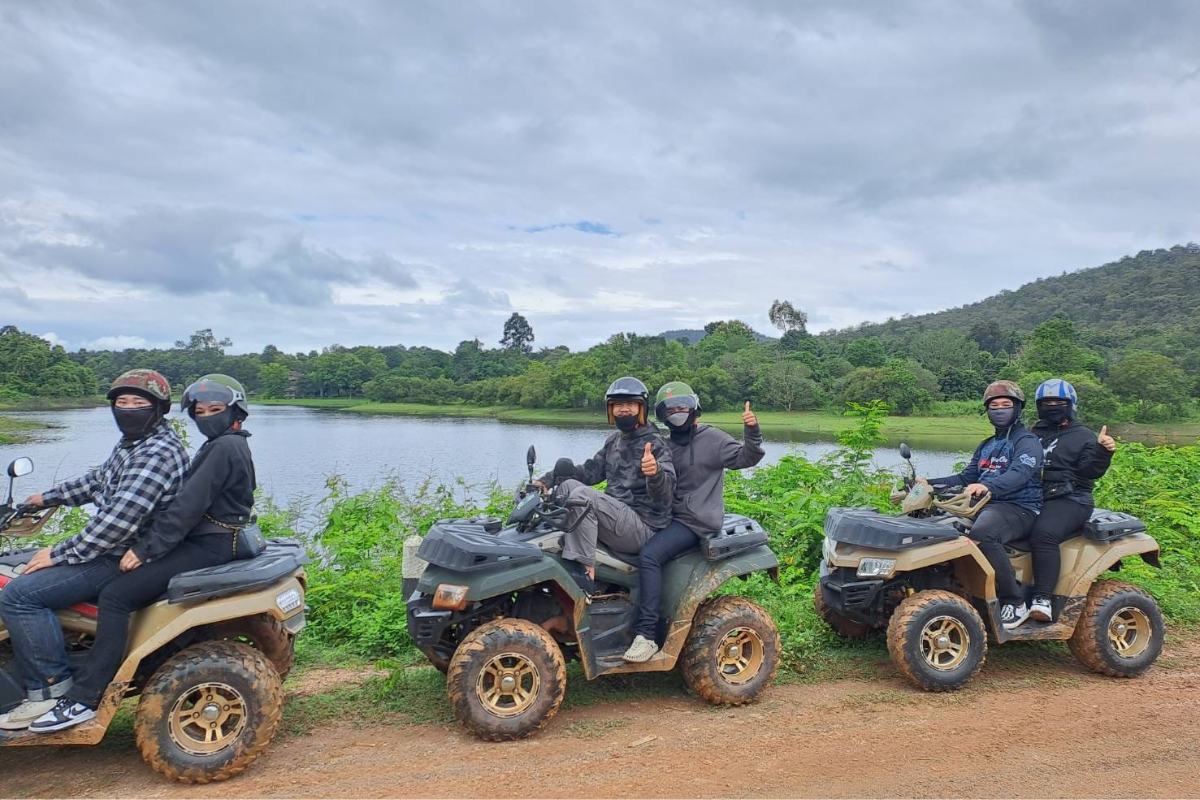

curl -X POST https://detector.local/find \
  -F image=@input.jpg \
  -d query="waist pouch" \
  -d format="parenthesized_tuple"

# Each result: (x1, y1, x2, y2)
(1043, 479, 1076, 500)
(204, 514, 266, 560)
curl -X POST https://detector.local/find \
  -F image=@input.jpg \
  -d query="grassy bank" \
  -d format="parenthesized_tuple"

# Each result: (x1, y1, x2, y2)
(252, 398, 367, 409)
(0, 416, 48, 445)
(0, 397, 106, 412)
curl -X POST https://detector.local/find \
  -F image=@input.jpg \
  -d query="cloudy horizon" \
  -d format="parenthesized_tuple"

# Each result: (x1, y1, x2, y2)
(2, 1, 1198, 355)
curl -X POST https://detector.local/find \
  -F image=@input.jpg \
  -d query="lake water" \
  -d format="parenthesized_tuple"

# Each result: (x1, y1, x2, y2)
(1, 406, 969, 520)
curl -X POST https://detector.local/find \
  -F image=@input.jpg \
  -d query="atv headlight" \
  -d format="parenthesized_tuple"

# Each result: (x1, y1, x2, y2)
(275, 588, 303, 614)
(856, 558, 897, 579)
(432, 583, 469, 611)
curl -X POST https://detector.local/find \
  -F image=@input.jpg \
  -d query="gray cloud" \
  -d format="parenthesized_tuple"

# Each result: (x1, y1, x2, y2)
(1, 0, 1198, 352)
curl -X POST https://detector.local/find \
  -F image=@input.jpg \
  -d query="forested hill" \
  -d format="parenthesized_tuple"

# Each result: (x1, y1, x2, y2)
(825, 244, 1200, 342)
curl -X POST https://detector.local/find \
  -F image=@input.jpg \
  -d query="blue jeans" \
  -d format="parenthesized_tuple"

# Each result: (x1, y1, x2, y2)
(0, 556, 122, 700)
(634, 521, 700, 641)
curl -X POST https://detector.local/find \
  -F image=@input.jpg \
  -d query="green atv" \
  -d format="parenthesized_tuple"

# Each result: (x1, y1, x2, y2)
(405, 447, 781, 740)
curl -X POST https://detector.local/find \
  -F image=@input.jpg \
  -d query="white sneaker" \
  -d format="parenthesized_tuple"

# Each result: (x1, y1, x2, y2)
(30, 698, 96, 733)
(0, 699, 57, 731)
(1028, 595, 1053, 623)
(1001, 602, 1031, 630)
(622, 634, 659, 663)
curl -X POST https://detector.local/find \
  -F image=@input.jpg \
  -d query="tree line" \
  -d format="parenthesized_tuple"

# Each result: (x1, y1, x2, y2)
(3, 247, 1199, 423)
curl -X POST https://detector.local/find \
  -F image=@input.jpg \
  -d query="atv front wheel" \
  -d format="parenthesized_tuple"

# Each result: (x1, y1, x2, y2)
(446, 618, 567, 741)
(134, 641, 284, 784)
(887, 590, 986, 692)
(814, 582, 872, 638)
(681, 595, 781, 706)
(1068, 580, 1164, 678)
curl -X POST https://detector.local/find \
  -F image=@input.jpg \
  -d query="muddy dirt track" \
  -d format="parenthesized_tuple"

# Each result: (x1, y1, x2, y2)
(3, 638, 1199, 799)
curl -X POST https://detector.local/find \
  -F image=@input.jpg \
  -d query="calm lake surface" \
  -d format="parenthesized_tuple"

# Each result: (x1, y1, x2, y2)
(1, 406, 969, 521)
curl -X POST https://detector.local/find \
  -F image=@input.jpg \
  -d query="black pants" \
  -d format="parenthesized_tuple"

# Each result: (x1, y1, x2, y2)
(969, 502, 1036, 605)
(71, 533, 235, 709)
(1030, 498, 1093, 597)
(634, 521, 700, 641)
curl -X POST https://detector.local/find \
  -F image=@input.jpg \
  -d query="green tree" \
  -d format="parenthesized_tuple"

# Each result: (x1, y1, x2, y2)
(1017, 317, 1104, 375)
(1107, 352, 1189, 421)
(768, 300, 808, 335)
(755, 360, 821, 411)
(839, 362, 930, 416)
(500, 313, 535, 355)
(258, 363, 291, 399)
(844, 337, 888, 368)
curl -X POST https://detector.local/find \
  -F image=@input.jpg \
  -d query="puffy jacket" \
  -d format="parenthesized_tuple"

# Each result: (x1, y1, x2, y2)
(931, 424, 1044, 514)
(542, 422, 675, 530)
(1031, 418, 1113, 507)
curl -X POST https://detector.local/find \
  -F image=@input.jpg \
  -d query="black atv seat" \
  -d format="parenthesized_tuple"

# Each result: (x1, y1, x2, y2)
(167, 539, 309, 604)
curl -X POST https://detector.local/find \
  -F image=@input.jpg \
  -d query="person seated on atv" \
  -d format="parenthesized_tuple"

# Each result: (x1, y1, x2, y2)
(623, 383, 765, 663)
(0, 369, 188, 731)
(28, 375, 259, 732)
(533, 377, 675, 596)
(925, 380, 1043, 629)
(1007, 378, 1116, 628)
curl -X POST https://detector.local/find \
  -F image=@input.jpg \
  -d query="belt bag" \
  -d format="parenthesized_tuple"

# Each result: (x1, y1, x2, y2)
(205, 514, 267, 560)
(1043, 479, 1076, 500)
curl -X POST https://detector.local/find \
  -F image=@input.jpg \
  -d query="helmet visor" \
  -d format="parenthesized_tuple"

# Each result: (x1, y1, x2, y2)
(185, 381, 236, 407)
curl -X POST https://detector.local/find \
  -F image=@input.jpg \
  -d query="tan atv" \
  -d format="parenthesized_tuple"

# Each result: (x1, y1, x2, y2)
(815, 444, 1164, 691)
(0, 457, 309, 783)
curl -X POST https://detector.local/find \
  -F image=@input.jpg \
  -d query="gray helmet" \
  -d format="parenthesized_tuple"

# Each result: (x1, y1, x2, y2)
(182, 374, 249, 419)
(605, 376, 648, 425)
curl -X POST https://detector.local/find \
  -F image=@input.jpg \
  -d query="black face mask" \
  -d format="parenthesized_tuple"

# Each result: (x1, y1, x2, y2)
(987, 406, 1018, 430)
(614, 414, 639, 433)
(112, 406, 160, 443)
(1038, 404, 1071, 427)
(195, 408, 237, 441)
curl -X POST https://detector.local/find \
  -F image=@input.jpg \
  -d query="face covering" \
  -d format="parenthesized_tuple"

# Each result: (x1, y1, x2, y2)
(113, 406, 160, 443)
(614, 414, 640, 433)
(987, 406, 1018, 430)
(195, 408, 237, 441)
(665, 411, 692, 429)
(1038, 404, 1071, 427)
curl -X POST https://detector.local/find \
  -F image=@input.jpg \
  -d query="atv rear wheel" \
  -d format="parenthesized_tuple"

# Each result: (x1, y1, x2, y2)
(681, 595, 780, 706)
(134, 641, 283, 784)
(1068, 580, 1164, 678)
(887, 590, 986, 692)
(814, 582, 871, 638)
(207, 614, 296, 680)
(446, 618, 566, 741)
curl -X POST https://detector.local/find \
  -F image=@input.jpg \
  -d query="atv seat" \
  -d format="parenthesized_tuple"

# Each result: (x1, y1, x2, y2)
(603, 548, 642, 568)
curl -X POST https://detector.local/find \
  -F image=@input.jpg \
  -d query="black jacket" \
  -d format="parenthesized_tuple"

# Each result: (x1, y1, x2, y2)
(130, 430, 257, 563)
(542, 422, 675, 531)
(1031, 418, 1112, 507)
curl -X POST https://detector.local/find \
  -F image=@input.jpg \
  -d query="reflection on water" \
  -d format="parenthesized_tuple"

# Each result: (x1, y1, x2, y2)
(1, 406, 971, 515)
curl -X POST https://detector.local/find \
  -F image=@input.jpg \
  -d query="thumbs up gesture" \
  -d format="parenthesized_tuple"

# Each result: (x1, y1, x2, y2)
(1097, 425, 1116, 452)
(640, 441, 659, 477)
(742, 400, 758, 427)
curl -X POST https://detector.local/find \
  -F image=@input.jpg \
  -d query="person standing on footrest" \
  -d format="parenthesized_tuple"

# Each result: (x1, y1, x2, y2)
(1014, 378, 1116, 628)
(533, 377, 675, 599)
(623, 383, 764, 663)
(30, 374, 257, 733)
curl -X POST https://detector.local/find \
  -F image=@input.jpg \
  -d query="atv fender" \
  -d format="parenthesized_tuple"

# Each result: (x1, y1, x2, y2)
(417, 559, 589, 604)
(1058, 533, 1161, 598)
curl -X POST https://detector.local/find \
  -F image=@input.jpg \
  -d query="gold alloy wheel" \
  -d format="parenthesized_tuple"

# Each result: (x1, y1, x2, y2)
(168, 682, 247, 756)
(1108, 606, 1153, 659)
(919, 615, 970, 671)
(715, 627, 766, 685)
(476, 652, 541, 717)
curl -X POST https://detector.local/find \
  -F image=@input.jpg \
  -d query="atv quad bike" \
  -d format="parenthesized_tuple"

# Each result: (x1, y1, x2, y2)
(406, 446, 781, 741)
(816, 444, 1164, 692)
(0, 457, 309, 783)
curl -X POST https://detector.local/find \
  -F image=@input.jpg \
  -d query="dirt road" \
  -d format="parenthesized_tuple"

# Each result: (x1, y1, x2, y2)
(4, 638, 1199, 799)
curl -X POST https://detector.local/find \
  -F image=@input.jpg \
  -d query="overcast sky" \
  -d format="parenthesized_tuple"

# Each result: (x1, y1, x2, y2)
(2, 1, 1198, 355)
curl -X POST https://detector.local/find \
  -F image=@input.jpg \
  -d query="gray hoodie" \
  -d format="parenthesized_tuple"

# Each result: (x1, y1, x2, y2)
(668, 423, 765, 537)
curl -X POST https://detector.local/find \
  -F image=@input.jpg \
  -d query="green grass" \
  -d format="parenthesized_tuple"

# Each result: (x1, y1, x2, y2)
(0, 397, 106, 412)
(252, 397, 368, 408)
(0, 415, 48, 445)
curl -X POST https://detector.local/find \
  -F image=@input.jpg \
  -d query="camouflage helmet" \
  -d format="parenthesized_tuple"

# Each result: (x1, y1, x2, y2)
(182, 374, 249, 419)
(107, 369, 172, 414)
(983, 380, 1025, 407)
(654, 380, 701, 424)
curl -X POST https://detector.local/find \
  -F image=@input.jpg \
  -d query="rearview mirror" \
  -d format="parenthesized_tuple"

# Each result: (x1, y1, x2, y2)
(7, 458, 32, 478)
(526, 445, 537, 467)
(898, 443, 912, 461)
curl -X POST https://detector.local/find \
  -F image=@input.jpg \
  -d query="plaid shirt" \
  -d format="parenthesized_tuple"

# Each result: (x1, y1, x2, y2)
(43, 421, 189, 565)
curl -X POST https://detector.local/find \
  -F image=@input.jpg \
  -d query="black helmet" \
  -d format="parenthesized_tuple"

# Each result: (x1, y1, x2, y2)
(605, 376, 648, 425)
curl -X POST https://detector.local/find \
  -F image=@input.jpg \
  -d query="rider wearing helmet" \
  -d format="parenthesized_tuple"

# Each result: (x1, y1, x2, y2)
(30, 375, 258, 732)
(0, 369, 189, 731)
(534, 377, 675, 596)
(926, 380, 1044, 629)
(623, 382, 764, 663)
(1013, 379, 1116, 627)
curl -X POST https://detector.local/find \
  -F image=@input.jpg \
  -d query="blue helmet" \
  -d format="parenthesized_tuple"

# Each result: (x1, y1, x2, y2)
(1036, 378, 1078, 408)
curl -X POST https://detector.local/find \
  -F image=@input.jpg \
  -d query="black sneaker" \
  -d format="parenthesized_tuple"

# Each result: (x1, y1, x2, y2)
(565, 564, 595, 599)
(29, 698, 95, 733)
